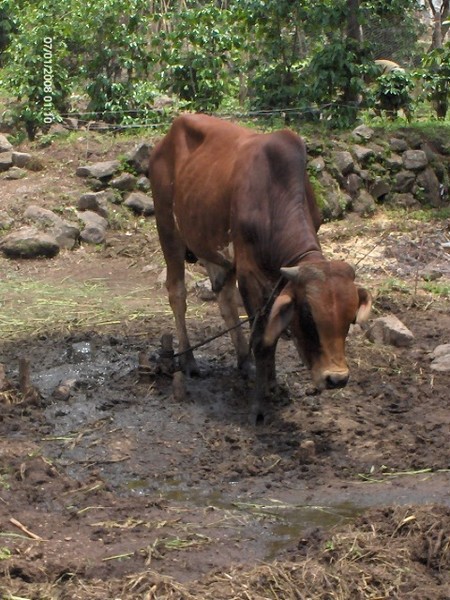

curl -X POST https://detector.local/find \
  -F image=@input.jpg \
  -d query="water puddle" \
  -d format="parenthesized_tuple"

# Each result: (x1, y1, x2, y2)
(126, 477, 360, 559)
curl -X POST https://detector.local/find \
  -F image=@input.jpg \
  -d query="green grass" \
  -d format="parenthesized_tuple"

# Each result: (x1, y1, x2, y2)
(0, 276, 168, 341)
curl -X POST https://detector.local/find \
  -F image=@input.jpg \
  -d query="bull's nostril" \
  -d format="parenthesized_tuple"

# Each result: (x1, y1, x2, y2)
(325, 374, 349, 389)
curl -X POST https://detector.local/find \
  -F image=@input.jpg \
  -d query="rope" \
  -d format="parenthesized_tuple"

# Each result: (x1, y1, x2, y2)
(173, 276, 284, 359)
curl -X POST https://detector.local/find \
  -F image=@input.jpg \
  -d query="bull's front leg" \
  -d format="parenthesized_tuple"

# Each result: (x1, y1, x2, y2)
(250, 324, 277, 424)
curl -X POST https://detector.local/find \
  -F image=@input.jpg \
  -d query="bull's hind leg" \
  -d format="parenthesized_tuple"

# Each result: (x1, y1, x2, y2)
(215, 275, 251, 374)
(150, 158, 199, 376)
(165, 248, 199, 376)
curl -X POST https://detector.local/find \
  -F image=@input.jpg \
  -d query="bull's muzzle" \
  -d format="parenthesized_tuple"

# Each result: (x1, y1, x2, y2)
(315, 370, 349, 391)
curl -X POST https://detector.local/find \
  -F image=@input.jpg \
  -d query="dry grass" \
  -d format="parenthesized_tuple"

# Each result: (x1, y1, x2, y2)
(2, 506, 449, 600)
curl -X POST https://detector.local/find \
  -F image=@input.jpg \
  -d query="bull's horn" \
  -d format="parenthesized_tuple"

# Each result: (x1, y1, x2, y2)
(280, 266, 300, 281)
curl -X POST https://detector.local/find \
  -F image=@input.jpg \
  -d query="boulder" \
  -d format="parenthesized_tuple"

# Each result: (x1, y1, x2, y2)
(352, 145, 375, 165)
(332, 151, 354, 176)
(309, 157, 326, 173)
(391, 193, 419, 209)
(78, 191, 110, 218)
(0, 152, 13, 172)
(125, 142, 152, 174)
(76, 160, 120, 179)
(389, 138, 408, 153)
(0, 211, 14, 230)
(366, 315, 414, 347)
(0, 134, 13, 153)
(77, 210, 108, 244)
(12, 151, 33, 168)
(24, 205, 63, 226)
(345, 173, 362, 197)
(110, 172, 137, 191)
(23, 205, 80, 250)
(317, 171, 349, 220)
(136, 175, 151, 192)
(4, 167, 27, 180)
(352, 125, 374, 141)
(352, 189, 376, 216)
(52, 223, 80, 250)
(402, 150, 428, 171)
(393, 170, 415, 193)
(415, 167, 441, 207)
(0, 226, 60, 258)
(124, 191, 155, 216)
(385, 153, 403, 172)
(370, 178, 391, 201)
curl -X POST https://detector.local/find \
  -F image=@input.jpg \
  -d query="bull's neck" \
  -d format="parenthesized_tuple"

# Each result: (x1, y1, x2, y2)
(292, 248, 324, 265)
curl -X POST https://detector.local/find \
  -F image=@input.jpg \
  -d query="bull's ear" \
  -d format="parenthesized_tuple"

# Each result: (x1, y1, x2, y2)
(263, 293, 294, 346)
(355, 287, 372, 324)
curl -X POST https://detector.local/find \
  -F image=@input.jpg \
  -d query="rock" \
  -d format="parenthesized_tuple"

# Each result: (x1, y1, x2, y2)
(352, 189, 376, 216)
(430, 354, 450, 372)
(345, 173, 362, 197)
(110, 172, 137, 191)
(420, 268, 442, 282)
(332, 151, 354, 176)
(370, 178, 390, 201)
(124, 191, 154, 216)
(402, 150, 428, 171)
(63, 117, 79, 130)
(78, 191, 110, 218)
(366, 315, 414, 347)
(0, 134, 13, 153)
(391, 193, 419, 209)
(76, 160, 120, 179)
(0, 211, 13, 230)
(24, 205, 63, 226)
(0, 226, 60, 258)
(77, 211, 108, 244)
(352, 144, 375, 165)
(309, 157, 325, 173)
(431, 344, 450, 359)
(12, 151, 32, 168)
(415, 167, 441, 207)
(317, 171, 349, 220)
(3, 167, 27, 180)
(136, 175, 151, 191)
(389, 138, 408, 153)
(195, 278, 216, 301)
(352, 125, 374, 141)
(53, 223, 80, 250)
(393, 170, 415, 193)
(0, 152, 13, 172)
(385, 153, 403, 172)
(125, 142, 152, 174)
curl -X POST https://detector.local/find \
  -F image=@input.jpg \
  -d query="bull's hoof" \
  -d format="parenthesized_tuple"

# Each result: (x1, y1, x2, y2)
(179, 352, 200, 377)
(238, 357, 255, 380)
(249, 402, 269, 426)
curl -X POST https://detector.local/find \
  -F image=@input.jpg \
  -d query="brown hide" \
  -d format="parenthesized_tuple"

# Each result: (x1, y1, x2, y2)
(149, 114, 371, 419)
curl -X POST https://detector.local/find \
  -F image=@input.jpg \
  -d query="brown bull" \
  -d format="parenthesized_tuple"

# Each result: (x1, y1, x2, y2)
(149, 114, 371, 420)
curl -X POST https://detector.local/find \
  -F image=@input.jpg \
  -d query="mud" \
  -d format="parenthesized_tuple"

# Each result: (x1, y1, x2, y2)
(0, 135, 450, 598)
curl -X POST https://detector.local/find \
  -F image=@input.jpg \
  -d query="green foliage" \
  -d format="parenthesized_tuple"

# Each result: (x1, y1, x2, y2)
(362, 0, 425, 65)
(303, 38, 375, 127)
(421, 42, 450, 119)
(1, 0, 71, 138)
(159, 5, 239, 112)
(372, 69, 415, 119)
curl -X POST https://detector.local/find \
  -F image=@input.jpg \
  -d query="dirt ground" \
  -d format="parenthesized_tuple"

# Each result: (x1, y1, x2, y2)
(1, 130, 450, 599)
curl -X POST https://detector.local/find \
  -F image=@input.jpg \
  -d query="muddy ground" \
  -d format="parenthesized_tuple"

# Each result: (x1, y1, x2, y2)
(0, 131, 450, 598)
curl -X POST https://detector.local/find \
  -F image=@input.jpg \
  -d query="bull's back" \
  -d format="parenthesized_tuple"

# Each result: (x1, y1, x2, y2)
(151, 115, 255, 261)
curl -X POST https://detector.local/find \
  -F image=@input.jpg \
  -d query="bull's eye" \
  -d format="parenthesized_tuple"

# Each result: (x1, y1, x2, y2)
(299, 301, 320, 349)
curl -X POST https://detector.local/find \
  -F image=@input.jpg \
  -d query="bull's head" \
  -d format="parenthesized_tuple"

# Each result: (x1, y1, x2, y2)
(263, 261, 371, 391)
